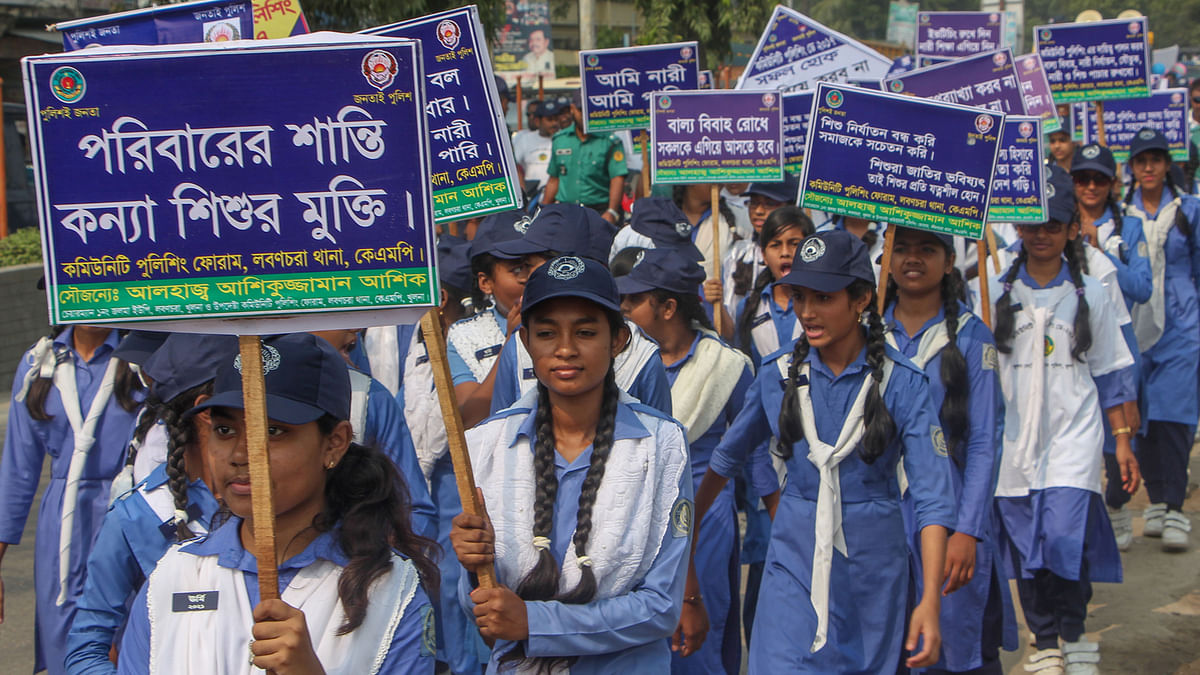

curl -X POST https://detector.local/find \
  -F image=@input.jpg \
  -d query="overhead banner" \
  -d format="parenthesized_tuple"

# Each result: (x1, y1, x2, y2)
(990, 116, 1046, 223)
(1082, 89, 1191, 162)
(1036, 17, 1150, 103)
(492, 0, 553, 84)
(737, 6, 891, 92)
(24, 35, 437, 332)
(364, 7, 522, 221)
(1014, 53, 1060, 133)
(579, 42, 700, 133)
(54, 0, 308, 50)
(916, 11, 1005, 62)
(782, 91, 815, 174)
(651, 90, 784, 183)
(799, 83, 1004, 239)
(884, 49, 1026, 115)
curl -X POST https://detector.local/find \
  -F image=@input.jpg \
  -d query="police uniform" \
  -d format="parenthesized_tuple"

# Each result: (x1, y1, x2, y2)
(547, 123, 627, 211)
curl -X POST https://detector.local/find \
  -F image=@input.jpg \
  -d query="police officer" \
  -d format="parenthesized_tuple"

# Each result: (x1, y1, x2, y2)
(542, 90, 628, 225)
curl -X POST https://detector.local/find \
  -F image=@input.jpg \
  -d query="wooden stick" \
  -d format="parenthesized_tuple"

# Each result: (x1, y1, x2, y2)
(515, 77, 523, 132)
(640, 130, 651, 198)
(876, 225, 896, 314)
(985, 221, 1001, 274)
(239, 335, 279, 602)
(977, 240, 992, 328)
(538, 74, 544, 101)
(419, 309, 497, 588)
(710, 184, 724, 335)
(1094, 100, 1107, 146)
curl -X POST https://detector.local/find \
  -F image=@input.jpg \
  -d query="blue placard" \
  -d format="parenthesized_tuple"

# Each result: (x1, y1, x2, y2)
(1014, 53, 1061, 134)
(363, 7, 521, 222)
(916, 11, 1005, 62)
(56, 0, 255, 50)
(782, 92, 815, 174)
(1036, 17, 1150, 103)
(799, 83, 1003, 239)
(579, 42, 700, 133)
(738, 6, 891, 92)
(990, 116, 1046, 223)
(884, 49, 1026, 115)
(1082, 88, 1191, 162)
(24, 36, 437, 333)
(651, 91, 784, 183)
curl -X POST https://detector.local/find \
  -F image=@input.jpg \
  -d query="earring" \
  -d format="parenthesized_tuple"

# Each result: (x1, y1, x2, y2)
(327, 461, 336, 469)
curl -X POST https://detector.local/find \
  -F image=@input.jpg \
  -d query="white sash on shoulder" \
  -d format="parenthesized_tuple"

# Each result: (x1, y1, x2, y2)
(1126, 197, 1179, 350)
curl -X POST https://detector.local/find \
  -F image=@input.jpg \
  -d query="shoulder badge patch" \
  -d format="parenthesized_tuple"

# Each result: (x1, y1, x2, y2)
(612, 149, 625, 162)
(931, 425, 948, 457)
(420, 604, 437, 657)
(1138, 240, 1148, 258)
(981, 343, 998, 371)
(671, 498, 693, 538)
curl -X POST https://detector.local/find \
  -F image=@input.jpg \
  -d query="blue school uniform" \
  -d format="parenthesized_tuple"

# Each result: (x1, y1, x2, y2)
(0, 329, 141, 675)
(884, 303, 1018, 671)
(461, 394, 693, 673)
(734, 282, 799, 369)
(708, 342, 956, 673)
(116, 517, 434, 674)
(65, 464, 219, 674)
(1092, 206, 1153, 310)
(447, 306, 507, 387)
(663, 332, 753, 675)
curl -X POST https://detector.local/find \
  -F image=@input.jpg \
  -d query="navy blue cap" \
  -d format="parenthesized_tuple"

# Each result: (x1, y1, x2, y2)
(1071, 143, 1117, 178)
(470, 210, 530, 260)
(112, 330, 170, 366)
(629, 198, 702, 260)
(891, 226, 953, 252)
(1129, 127, 1170, 160)
(779, 230, 874, 292)
(536, 99, 564, 118)
(1044, 164, 1076, 225)
(495, 204, 612, 262)
(143, 333, 238, 403)
(521, 255, 621, 320)
(437, 234, 473, 292)
(188, 333, 351, 425)
(746, 173, 800, 204)
(616, 247, 705, 296)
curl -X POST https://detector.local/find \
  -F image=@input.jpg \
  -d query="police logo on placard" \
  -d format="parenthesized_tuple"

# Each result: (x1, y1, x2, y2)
(436, 19, 461, 50)
(203, 20, 240, 42)
(1128, 21, 1141, 34)
(981, 343, 998, 371)
(919, 14, 929, 23)
(989, 12, 999, 21)
(1172, 92, 1183, 105)
(548, 256, 585, 280)
(675, 221, 692, 237)
(992, 51, 1007, 67)
(931, 425, 948, 457)
(671, 498, 693, 538)
(420, 605, 436, 657)
(234, 344, 282, 375)
(762, 93, 776, 108)
(826, 89, 844, 108)
(1138, 128, 1156, 141)
(50, 67, 86, 103)
(800, 237, 826, 263)
(659, 95, 672, 109)
(362, 50, 399, 92)
(975, 114, 995, 134)
(681, 46, 693, 60)
(586, 54, 599, 67)
(1082, 144, 1101, 159)
(888, 80, 904, 93)
(1040, 29, 1052, 41)
(1023, 57, 1036, 71)
(1019, 122, 1034, 138)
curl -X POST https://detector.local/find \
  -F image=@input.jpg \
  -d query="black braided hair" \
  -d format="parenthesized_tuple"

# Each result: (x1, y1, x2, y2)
(936, 274, 970, 468)
(1062, 238, 1093, 361)
(513, 380, 563, 603)
(993, 246, 1029, 353)
(1069, 236, 1090, 275)
(469, 252, 502, 310)
(162, 382, 212, 541)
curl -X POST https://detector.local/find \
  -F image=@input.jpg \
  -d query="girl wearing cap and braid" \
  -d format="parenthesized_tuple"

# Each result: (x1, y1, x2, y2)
(694, 230, 956, 672)
(1121, 128, 1200, 552)
(0, 326, 143, 675)
(989, 173, 1138, 675)
(617, 248, 755, 674)
(882, 227, 1017, 674)
(451, 255, 694, 672)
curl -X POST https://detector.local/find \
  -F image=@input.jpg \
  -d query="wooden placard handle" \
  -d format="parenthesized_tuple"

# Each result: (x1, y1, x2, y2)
(640, 130, 651, 198)
(239, 335, 279, 602)
(876, 225, 896, 314)
(977, 240, 992, 329)
(710, 184, 724, 335)
(419, 309, 497, 588)
(985, 221, 1001, 274)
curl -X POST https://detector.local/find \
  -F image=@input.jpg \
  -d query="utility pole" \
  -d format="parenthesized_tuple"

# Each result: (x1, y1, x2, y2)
(579, 0, 595, 50)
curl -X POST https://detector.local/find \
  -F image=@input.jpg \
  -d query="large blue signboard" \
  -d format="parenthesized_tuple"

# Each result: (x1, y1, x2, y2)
(738, 6, 891, 92)
(799, 83, 1004, 239)
(782, 91, 815, 174)
(1081, 88, 1190, 162)
(916, 11, 1005, 62)
(990, 116, 1046, 222)
(579, 42, 700, 133)
(1036, 17, 1150, 103)
(56, 0, 256, 50)
(23, 35, 437, 331)
(651, 90, 784, 183)
(884, 49, 1026, 115)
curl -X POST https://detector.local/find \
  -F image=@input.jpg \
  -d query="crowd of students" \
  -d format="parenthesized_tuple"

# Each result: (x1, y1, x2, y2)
(0, 114, 1197, 675)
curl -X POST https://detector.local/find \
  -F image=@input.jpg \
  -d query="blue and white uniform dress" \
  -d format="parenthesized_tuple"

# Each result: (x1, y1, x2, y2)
(0, 329, 141, 675)
(115, 518, 434, 674)
(709, 343, 956, 673)
(884, 303, 1019, 672)
(463, 390, 693, 673)
(489, 321, 673, 416)
(989, 265, 1136, 586)
(663, 330, 753, 674)
(65, 464, 219, 674)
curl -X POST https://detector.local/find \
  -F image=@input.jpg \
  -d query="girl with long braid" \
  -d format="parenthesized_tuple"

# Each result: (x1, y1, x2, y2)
(1121, 128, 1200, 552)
(694, 229, 957, 672)
(451, 256, 695, 672)
(883, 227, 1016, 674)
(990, 172, 1139, 675)
(64, 333, 234, 673)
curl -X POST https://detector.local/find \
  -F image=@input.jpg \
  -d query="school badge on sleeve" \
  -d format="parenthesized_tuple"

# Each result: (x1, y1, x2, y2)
(981, 343, 998, 371)
(671, 498, 693, 538)
(931, 425, 948, 457)
(420, 605, 437, 657)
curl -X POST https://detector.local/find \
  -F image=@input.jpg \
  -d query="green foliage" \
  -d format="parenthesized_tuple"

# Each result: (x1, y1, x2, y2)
(303, 0, 506, 39)
(1023, 0, 1200, 54)
(0, 228, 43, 268)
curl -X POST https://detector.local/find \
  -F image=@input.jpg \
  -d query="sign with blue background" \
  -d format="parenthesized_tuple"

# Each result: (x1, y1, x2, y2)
(916, 11, 1005, 62)
(738, 6, 891, 92)
(884, 49, 1026, 115)
(782, 92, 815, 174)
(651, 90, 783, 183)
(579, 42, 700, 133)
(1081, 88, 1190, 162)
(24, 35, 437, 332)
(56, 0, 256, 50)
(1036, 17, 1150, 103)
(799, 83, 1003, 239)
(989, 116, 1046, 222)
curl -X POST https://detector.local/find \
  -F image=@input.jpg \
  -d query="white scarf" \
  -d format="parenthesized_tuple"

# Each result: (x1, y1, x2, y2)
(884, 314, 970, 370)
(670, 330, 750, 444)
(147, 546, 420, 674)
(750, 299, 803, 359)
(516, 320, 660, 398)
(348, 370, 372, 444)
(693, 212, 734, 281)
(363, 326, 401, 396)
(1126, 195, 1181, 350)
(402, 328, 447, 482)
(446, 310, 506, 383)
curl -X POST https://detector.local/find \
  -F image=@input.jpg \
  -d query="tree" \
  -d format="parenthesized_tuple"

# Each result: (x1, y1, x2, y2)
(303, 0, 505, 38)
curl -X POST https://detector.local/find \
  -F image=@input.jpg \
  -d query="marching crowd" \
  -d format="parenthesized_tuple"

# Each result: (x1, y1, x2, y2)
(1, 82, 1199, 675)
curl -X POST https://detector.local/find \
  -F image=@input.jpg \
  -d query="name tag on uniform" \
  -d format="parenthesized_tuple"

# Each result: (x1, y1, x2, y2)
(474, 345, 501, 360)
(416, 354, 430, 366)
(522, 367, 535, 380)
(751, 312, 771, 327)
(172, 591, 219, 612)
(555, 148, 572, 156)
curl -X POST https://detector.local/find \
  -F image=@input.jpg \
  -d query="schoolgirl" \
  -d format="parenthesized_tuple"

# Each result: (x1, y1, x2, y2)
(451, 256, 694, 672)
(1122, 128, 1200, 552)
(617, 248, 755, 674)
(106, 331, 169, 492)
(696, 229, 957, 672)
(672, 183, 737, 282)
(733, 207, 815, 368)
(65, 333, 234, 674)
(720, 176, 800, 313)
(488, 203, 673, 416)
(883, 227, 1015, 674)
(0, 326, 143, 675)
(115, 332, 439, 674)
(1070, 146, 1154, 550)
(990, 174, 1139, 674)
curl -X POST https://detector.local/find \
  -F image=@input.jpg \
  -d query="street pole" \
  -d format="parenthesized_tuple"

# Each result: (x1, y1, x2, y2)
(579, 0, 596, 50)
